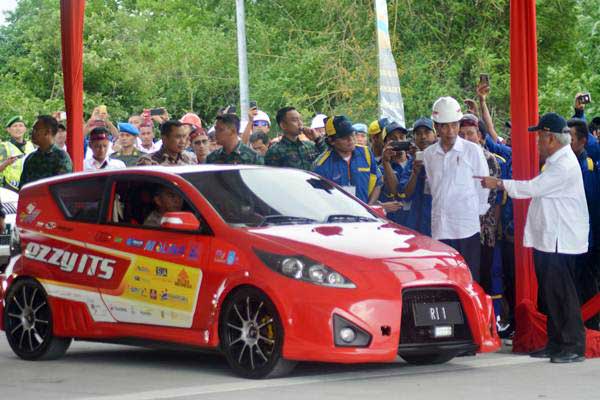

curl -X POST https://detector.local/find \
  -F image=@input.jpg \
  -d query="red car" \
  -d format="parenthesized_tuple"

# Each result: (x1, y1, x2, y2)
(0, 166, 499, 378)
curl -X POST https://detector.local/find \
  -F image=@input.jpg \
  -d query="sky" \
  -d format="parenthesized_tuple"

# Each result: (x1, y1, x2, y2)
(0, 0, 18, 26)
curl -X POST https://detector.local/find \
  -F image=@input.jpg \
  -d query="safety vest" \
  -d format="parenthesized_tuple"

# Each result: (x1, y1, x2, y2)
(1, 140, 36, 191)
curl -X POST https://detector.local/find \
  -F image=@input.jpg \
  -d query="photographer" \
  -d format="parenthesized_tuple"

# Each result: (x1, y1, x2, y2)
(380, 122, 410, 223)
(398, 118, 436, 236)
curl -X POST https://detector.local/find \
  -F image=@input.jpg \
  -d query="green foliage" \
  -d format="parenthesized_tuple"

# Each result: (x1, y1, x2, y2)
(0, 0, 597, 140)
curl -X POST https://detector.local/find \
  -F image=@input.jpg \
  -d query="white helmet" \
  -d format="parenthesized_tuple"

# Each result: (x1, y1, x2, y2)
(431, 96, 463, 123)
(254, 110, 270, 125)
(311, 114, 327, 129)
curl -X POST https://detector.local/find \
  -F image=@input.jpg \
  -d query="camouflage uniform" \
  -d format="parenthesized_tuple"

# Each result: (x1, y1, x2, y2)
(111, 148, 142, 167)
(144, 146, 197, 166)
(206, 141, 264, 165)
(264, 136, 326, 170)
(19, 144, 73, 190)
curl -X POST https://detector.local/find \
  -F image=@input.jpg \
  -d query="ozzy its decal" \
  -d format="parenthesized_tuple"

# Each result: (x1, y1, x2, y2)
(24, 242, 115, 280)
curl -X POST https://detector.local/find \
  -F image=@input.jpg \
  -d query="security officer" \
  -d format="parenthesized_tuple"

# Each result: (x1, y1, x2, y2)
(1, 115, 36, 190)
(567, 117, 600, 329)
(479, 112, 588, 363)
(111, 123, 142, 166)
(313, 116, 382, 204)
(206, 113, 264, 165)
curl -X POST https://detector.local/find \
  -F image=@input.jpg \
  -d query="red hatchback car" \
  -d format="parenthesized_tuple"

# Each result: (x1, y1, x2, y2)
(0, 165, 499, 378)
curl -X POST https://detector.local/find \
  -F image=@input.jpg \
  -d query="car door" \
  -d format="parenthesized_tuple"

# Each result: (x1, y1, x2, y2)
(94, 174, 212, 329)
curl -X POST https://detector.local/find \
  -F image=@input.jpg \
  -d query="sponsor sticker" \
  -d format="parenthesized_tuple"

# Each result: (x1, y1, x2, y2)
(126, 238, 144, 248)
(155, 266, 168, 277)
(214, 249, 227, 263)
(226, 251, 236, 265)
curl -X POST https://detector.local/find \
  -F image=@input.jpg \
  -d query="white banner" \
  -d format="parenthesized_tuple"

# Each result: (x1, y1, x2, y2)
(375, 0, 405, 127)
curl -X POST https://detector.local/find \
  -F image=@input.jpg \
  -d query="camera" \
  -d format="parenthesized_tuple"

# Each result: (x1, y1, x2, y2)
(577, 93, 591, 105)
(389, 140, 411, 152)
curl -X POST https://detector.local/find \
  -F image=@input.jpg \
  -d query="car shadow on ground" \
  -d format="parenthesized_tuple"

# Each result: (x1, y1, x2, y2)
(53, 343, 460, 379)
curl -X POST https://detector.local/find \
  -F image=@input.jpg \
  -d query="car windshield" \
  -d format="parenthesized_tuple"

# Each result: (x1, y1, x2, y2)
(181, 168, 378, 227)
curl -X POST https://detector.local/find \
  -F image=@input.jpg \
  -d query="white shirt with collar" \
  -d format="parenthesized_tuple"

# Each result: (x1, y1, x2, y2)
(503, 145, 589, 254)
(138, 140, 162, 154)
(423, 136, 490, 240)
(84, 156, 126, 171)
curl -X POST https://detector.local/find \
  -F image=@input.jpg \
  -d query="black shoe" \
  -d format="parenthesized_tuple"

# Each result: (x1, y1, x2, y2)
(550, 352, 585, 364)
(529, 348, 556, 358)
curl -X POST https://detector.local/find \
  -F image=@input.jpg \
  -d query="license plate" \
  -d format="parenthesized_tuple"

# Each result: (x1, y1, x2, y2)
(412, 302, 464, 326)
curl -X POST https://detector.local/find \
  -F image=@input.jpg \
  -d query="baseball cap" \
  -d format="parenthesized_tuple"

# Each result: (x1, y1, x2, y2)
(253, 110, 270, 126)
(352, 123, 368, 133)
(460, 113, 479, 127)
(118, 122, 140, 136)
(311, 114, 327, 129)
(368, 117, 390, 135)
(528, 112, 567, 133)
(412, 117, 433, 131)
(325, 115, 355, 139)
(5, 115, 25, 128)
(382, 121, 407, 141)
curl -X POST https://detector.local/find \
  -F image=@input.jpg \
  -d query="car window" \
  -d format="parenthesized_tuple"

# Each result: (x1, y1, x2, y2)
(51, 177, 107, 222)
(181, 169, 377, 227)
(108, 179, 203, 232)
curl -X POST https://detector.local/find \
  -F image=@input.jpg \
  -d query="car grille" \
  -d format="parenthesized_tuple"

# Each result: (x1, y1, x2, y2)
(399, 287, 472, 345)
(2, 202, 17, 215)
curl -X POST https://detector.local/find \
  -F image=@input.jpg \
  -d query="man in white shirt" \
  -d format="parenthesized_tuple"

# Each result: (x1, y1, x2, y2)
(84, 127, 126, 171)
(479, 112, 588, 364)
(424, 96, 490, 283)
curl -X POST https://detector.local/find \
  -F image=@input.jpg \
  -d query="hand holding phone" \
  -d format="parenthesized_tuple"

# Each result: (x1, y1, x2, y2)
(577, 93, 591, 105)
(249, 101, 257, 110)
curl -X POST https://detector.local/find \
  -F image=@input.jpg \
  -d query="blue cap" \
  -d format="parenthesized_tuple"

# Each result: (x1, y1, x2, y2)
(412, 117, 433, 131)
(528, 112, 567, 133)
(325, 115, 355, 139)
(352, 123, 368, 133)
(118, 122, 140, 136)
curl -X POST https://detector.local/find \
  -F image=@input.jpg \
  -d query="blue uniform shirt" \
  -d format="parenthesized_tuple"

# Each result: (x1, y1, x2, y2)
(313, 145, 382, 203)
(398, 157, 432, 236)
(379, 160, 408, 224)
(485, 134, 512, 160)
(577, 150, 600, 250)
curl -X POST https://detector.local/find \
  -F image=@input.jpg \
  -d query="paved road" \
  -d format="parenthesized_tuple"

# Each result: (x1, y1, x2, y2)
(0, 337, 598, 400)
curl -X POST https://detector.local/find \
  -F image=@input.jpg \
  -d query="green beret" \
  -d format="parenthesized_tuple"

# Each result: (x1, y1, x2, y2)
(5, 115, 25, 128)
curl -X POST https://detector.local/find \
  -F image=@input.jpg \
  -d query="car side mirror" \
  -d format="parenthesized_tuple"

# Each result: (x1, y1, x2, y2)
(369, 205, 387, 218)
(160, 212, 200, 231)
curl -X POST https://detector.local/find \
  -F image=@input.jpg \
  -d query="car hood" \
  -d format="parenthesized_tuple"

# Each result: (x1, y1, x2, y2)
(246, 222, 464, 272)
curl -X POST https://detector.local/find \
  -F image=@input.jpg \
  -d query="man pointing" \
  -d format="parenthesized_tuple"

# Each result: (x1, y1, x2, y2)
(478, 112, 588, 363)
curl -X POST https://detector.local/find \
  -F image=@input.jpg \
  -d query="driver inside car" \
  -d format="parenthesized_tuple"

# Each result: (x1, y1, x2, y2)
(143, 186, 184, 227)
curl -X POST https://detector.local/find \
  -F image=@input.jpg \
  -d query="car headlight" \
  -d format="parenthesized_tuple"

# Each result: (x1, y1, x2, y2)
(254, 249, 356, 288)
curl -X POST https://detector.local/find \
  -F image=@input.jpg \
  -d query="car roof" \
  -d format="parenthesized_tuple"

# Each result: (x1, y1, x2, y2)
(20, 164, 266, 191)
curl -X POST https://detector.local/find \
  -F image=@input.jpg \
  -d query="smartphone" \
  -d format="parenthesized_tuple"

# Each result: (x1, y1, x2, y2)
(389, 140, 411, 152)
(479, 73, 490, 85)
(150, 107, 166, 116)
(578, 93, 592, 104)
(59, 111, 67, 120)
(249, 101, 257, 110)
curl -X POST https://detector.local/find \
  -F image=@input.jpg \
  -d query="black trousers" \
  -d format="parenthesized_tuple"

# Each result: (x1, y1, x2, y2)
(441, 233, 481, 283)
(480, 244, 495, 294)
(533, 249, 586, 355)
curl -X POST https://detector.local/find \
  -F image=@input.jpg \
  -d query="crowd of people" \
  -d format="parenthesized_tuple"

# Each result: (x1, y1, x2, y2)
(1, 81, 599, 363)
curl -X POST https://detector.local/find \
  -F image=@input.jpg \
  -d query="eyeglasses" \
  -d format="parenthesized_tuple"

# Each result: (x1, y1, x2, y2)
(253, 120, 269, 127)
(193, 140, 209, 146)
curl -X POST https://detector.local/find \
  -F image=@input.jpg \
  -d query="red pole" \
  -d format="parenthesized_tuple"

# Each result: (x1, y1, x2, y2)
(509, 0, 545, 352)
(60, 0, 85, 172)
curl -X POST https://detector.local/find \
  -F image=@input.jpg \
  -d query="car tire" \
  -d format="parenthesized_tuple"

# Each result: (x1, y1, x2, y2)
(219, 286, 296, 379)
(401, 353, 455, 365)
(4, 278, 71, 361)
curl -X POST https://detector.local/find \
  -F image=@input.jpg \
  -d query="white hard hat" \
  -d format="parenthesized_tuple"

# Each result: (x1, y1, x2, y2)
(431, 96, 463, 123)
(311, 114, 327, 129)
(254, 110, 270, 125)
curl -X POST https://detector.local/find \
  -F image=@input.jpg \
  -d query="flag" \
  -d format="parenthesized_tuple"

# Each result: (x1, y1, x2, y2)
(375, 0, 405, 127)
